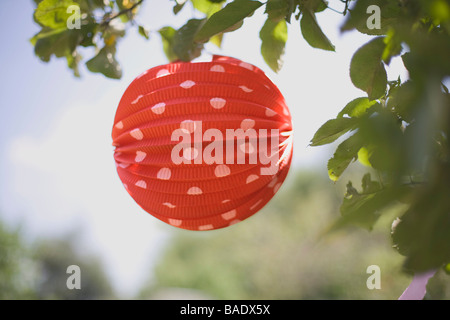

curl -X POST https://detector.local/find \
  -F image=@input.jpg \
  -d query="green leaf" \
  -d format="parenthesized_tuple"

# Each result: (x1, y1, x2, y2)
(159, 26, 178, 62)
(302, 0, 327, 12)
(382, 29, 402, 64)
(445, 263, 450, 275)
(32, 28, 82, 61)
(310, 117, 358, 147)
(191, 0, 223, 17)
(75, 0, 106, 11)
(173, 0, 187, 14)
(387, 80, 419, 123)
(194, 0, 263, 43)
(357, 146, 374, 167)
(350, 37, 388, 100)
(79, 22, 98, 47)
(330, 175, 408, 232)
(392, 180, 450, 272)
(300, 9, 335, 51)
(209, 33, 223, 48)
(35, 0, 78, 29)
(138, 25, 150, 40)
(85, 45, 122, 79)
(358, 110, 407, 174)
(260, 18, 288, 73)
(327, 133, 364, 181)
(265, 0, 292, 22)
(173, 19, 206, 61)
(337, 97, 379, 118)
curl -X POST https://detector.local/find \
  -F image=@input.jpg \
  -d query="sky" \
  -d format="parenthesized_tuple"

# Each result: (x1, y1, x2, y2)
(0, 0, 408, 297)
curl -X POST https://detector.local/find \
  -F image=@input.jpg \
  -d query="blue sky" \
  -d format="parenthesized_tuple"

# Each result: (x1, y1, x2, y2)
(0, 1, 408, 297)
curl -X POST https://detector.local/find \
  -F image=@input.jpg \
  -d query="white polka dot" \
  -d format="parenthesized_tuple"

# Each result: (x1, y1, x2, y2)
(239, 85, 253, 93)
(221, 209, 237, 220)
(239, 142, 255, 154)
(180, 80, 196, 89)
(135, 180, 147, 189)
(265, 109, 277, 117)
(164, 203, 176, 208)
(168, 218, 182, 226)
(131, 95, 144, 104)
(130, 128, 144, 140)
(198, 224, 213, 231)
(157, 69, 169, 77)
(239, 62, 253, 70)
(273, 182, 282, 194)
(163, 202, 176, 209)
(118, 163, 130, 169)
(240, 119, 255, 130)
(123, 184, 128, 190)
(180, 120, 196, 133)
(210, 65, 225, 72)
(135, 151, 147, 162)
(151, 102, 166, 114)
(115, 121, 124, 129)
(183, 147, 199, 161)
(210, 97, 226, 109)
(214, 164, 230, 177)
(229, 219, 241, 226)
(246, 174, 259, 184)
(250, 199, 263, 210)
(187, 186, 203, 195)
(222, 199, 231, 203)
(268, 177, 278, 188)
(283, 107, 289, 116)
(157, 168, 171, 180)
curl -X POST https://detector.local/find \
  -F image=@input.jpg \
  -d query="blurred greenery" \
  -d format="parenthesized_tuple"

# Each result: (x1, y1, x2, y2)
(0, 220, 116, 299)
(138, 170, 450, 300)
(0, 223, 35, 299)
(1, 168, 449, 299)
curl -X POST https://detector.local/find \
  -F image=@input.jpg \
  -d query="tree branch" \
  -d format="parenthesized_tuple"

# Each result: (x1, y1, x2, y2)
(102, 0, 145, 26)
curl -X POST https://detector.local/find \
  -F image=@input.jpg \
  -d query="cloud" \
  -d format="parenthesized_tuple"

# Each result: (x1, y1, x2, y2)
(6, 93, 173, 297)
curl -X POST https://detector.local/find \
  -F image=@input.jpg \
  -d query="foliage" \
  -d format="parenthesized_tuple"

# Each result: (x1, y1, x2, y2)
(30, 0, 450, 278)
(0, 219, 115, 299)
(0, 223, 36, 299)
(309, 0, 450, 274)
(140, 171, 420, 299)
(32, 236, 116, 299)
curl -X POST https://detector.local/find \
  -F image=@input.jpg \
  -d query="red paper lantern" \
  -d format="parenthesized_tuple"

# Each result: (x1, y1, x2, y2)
(112, 55, 293, 231)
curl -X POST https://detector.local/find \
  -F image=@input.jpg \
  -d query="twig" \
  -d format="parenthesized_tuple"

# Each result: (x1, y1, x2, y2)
(101, 0, 144, 26)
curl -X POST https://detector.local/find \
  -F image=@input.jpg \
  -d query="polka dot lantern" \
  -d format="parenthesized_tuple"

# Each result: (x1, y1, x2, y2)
(112, 55, 293, 231)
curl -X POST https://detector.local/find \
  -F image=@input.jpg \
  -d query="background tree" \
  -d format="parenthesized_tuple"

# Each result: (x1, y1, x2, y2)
(32, 235, 116, 299)
(30, 0, 450, 288)
(0, 218, 116, 299)
(139, 171, 450, 299)
(0, 221, 36, 299)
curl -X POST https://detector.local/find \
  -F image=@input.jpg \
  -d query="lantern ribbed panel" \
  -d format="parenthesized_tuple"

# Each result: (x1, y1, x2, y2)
(112, 55, 293, 230)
